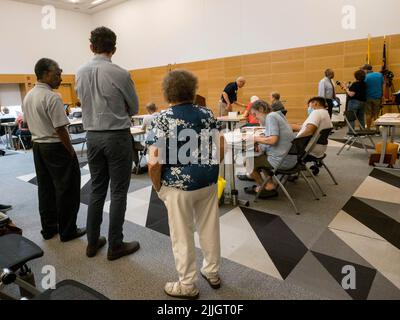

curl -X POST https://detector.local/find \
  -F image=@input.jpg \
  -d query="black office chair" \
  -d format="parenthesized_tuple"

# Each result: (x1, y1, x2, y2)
(68, 124, 87, 157)
(337, 110, 375, 156)
(0, 234, 108, 300)
(254, 135, 322, 215)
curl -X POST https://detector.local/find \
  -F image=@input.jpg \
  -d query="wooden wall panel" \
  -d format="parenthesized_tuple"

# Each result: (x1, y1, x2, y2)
(130, 33, 400, 123)
(0, 74, 77, 106)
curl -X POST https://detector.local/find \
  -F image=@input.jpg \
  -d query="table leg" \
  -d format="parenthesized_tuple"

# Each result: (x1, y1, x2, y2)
(375, 125, 389, 168)
(225, 126, 249, 207)
(9, 128, 14, 149)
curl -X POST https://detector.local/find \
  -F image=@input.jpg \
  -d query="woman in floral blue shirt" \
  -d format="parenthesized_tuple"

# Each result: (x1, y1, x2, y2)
(146, 69, 223, 299)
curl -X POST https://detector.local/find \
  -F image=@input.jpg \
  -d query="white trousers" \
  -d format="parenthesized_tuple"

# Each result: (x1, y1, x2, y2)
(158, 184, 221, 286)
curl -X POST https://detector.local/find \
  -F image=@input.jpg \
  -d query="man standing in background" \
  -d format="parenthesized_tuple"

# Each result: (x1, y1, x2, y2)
(361, 64, 384, 130)
(219, 77, 246, 116)
(318, 69, 336, 118)
(76, 26, 140, 260)
(23, 58, 85, 242)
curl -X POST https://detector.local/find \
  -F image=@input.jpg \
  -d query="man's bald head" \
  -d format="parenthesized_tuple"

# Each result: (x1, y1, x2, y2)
(236, 76, 246, 88)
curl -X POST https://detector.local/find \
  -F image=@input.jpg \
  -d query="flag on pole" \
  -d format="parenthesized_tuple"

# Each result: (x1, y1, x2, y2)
(382, 36, 387, 72)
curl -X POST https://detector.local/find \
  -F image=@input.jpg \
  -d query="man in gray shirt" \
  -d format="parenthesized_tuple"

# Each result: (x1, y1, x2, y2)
(23, 58, 85, 242)
(76, 27, 140, 260)
(244, 100, 297, 199)
(318, 69, 336, 118)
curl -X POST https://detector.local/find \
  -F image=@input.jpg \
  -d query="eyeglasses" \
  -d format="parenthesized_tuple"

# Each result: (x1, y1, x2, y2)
(47, 68, 63, 75)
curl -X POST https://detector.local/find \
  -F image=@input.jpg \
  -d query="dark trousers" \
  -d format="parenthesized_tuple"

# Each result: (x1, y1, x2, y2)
(86, 130, 133, 248)
(326, 99, 334, 118)
(347, 99, 366, 131)
(33, 142, 80, 239)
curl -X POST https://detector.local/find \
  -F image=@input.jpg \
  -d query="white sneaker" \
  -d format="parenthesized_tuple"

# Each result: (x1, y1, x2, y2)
(164, 281, 199, 300)
(200, 271, 221, 289)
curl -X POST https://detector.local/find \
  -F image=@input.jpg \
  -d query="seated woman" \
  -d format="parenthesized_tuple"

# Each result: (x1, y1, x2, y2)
(14, 113, 32, 149)
(244, 100, 297, 198)
(242, 96, 260, 126)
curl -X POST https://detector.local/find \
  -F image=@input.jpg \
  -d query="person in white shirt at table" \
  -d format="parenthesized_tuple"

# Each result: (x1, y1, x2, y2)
(291, 96, 333, 158)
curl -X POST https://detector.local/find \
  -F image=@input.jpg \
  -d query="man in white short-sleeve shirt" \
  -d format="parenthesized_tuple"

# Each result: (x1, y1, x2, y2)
(292, 96, 332, 158)
(22, 58, 85, 242)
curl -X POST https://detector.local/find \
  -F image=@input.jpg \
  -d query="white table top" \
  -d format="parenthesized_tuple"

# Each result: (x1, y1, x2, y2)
(375, 113, 400, 126)
(217, 115, 245, 122)
(69, 119, 83, 125)
(131, 126, 145, 136)
(0, 122, 16, 127)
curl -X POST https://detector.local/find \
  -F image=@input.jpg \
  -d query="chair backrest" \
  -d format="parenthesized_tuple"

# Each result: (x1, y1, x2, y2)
(72, 111, 82, 118)
(68, 124, 85, 134)
(287, 135, 313, 159)
(344, 110, 357, 122)
(0, 118, 16, 135)
(316, 128, 332, 146)
(0, 117, 15, 124)
(343, 110, 358, 133)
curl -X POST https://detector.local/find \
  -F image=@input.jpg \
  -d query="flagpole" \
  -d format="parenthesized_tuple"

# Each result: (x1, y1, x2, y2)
(367, 34, 371, 64)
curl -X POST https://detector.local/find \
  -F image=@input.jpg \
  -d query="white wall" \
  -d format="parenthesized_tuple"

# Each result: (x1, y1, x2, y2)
(92, 0, 400, 70)
(0, 0, 92, 74)
(1, 0, 400, 74)
(0, 84, 22, 106)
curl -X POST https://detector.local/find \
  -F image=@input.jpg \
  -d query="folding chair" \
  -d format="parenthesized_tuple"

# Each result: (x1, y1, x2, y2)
(135, 145, 148, 174)
(0, 234, 108, 300)
(68, 124, 87, 157)
(303, 128, 338, 185)
(254, 135, 322, 215)
(337, 110, 375, 156)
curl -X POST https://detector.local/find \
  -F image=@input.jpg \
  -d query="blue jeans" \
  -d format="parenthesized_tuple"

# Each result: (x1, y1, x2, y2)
(347, 99, 365, 132)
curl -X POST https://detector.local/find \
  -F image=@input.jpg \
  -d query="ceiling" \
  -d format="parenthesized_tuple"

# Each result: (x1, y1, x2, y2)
(10, 0, 129, 14)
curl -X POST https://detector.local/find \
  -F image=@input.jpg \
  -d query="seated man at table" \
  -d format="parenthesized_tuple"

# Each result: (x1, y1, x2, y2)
(244, 100, 297, 198)
(141, 102, 159, 132)
(291, 96, 332, 158)
(132, 102, 159, 171)
(270, 92, 287, 115)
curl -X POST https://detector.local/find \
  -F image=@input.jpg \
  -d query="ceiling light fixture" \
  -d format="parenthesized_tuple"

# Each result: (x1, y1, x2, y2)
(91, 0, 107, 5)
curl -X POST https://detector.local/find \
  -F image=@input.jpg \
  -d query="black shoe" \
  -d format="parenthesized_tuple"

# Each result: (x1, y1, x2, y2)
(60, 227, 87, 242)
(41, 229, 58, 240)
(0, 204, 12, 212)
(258, 189, 279, 199)
(107, 241, 140, 261)
(237, 174, 255, 181)
(244, 185, 257, 195)
(86, 236, 107, 258)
